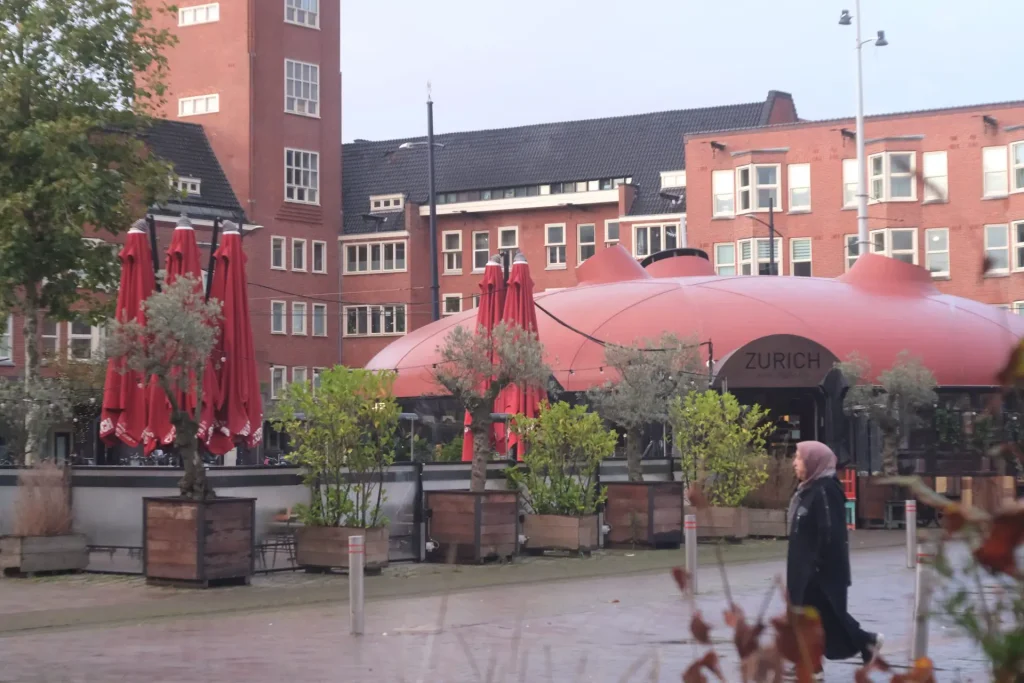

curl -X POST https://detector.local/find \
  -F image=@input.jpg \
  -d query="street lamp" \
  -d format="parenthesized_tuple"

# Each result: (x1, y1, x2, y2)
(840, 3, 888, 259)
(744, 198, 779, 275)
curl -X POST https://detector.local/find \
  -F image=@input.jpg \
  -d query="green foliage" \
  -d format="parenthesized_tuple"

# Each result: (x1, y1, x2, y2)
(0, 378, 72, 465)
(433, 438, 464, 463)
(506, 401, 615, 516)
(395, 432, 431, 462)
(671, 390, 772, 507)
(272, 367, 400, 529)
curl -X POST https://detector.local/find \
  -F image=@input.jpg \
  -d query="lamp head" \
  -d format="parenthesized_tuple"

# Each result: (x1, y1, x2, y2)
(839, 10, 852, 25)
(875, 30, 888, 46)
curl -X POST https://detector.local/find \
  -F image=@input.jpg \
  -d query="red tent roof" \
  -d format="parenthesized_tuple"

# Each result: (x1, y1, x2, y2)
(367, 249, 1024, 397)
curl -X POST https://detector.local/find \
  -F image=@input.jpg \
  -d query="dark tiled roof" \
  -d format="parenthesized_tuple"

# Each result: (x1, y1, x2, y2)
(342, 93, 784, 234)
(142, 119, 246, 221)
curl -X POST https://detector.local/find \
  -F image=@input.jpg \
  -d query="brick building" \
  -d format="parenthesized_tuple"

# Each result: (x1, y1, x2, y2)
(682, 100, 1024, 309)
(340, 91, 798, 367)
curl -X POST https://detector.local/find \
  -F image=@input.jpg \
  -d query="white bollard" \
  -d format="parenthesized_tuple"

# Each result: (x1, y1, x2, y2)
(349, 535, 365, 635)
(910, 551, 932, 661)
(905, 500, 917, 569)
(684, 514, 698, 594)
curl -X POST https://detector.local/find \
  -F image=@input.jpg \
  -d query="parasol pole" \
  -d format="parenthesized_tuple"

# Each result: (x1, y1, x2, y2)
(205, 217, 221, 302)
(146, 215, 162, 292)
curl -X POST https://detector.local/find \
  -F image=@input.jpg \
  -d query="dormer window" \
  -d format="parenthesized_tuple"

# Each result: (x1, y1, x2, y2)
(370, 194, 404, 212)
(173, 177, 202, 196)
(660, 170, 686, 189)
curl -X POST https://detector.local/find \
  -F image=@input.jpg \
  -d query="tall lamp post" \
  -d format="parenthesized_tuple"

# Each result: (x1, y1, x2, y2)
(744, 199, 778, 275)
(839, 3, 888, 258)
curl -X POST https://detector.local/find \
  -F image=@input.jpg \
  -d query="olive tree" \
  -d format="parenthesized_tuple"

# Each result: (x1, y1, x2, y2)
(432, 322, 550, 491)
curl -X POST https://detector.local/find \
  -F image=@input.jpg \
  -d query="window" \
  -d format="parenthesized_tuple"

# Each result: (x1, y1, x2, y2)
(922, 152, 948, 203)
(738, 238, 783, 275)
(68, 322, 99, 360)
(736, 164, 780, 213)
(0, 315, 12, 362)
(1013, 142, 1024, 193)
(312, 367, 324, 393)
(284, 148, 319, 204)
(545, 224, 566, 268)
(311, 240, 327, 274)
(842, 159, 858, 208)
(443, 294, 462, 316)
(578, 224, 596, 263)
(633, 224, 680, 259)
(985, 225, 1009, 274)
(845, 235, 861, 271)
(498, 227, 518, 261)
(178, 3, 219, 26)
(714, 243, 736, 275)
(271, 236, 285, 270)
(178, 94, 219, 117)
(605, 220, 620, 244)
(660, 170, 686, 188)
(270, 366, 287, 399)
(471, 295, 481, 309)
(983, 146, 1009, 198)
(870, 228, 918, 264)
(271, 301, 286, 334)
(310, 304, 327, 337)
(472, 232, 490, 271)
(788, 164, 811, 212)
(41, 319, 60, 356)
(1015, 221, 1024, 272)
(712, 170, 735, 217)
(344, 240, 407, 273)
(285, 59, 319, 117)
(344, 305, 407, 337)
(370, 194, 404, 211)
(925, 228, 949, 278)
(291, 302, 307, 335)
(285, 0, 319, 28)
(173, 177, 202, 196)
(292, 367, 308, 385)
(291, 238, 306, 271)
(790, 238, 812, 276)
(442, 231, 462, 274)
(867, 152, 916, 202)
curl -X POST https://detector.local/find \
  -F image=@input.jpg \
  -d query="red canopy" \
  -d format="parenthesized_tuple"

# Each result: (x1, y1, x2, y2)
(207, 227, 263, 454)
(495, 253, 543, 458)
(462, 256, 507, 461)
(144, 218, 219, 453)
(99, 222, 156, 448)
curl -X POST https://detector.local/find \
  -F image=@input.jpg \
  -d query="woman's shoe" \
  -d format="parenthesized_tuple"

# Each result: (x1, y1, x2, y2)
(862, 632, 885, 664)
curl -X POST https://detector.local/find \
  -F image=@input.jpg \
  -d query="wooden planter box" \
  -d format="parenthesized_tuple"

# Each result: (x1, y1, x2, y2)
(294, 526, 389, 572)
(522, 514, 599, 554)
(696, 507, 750, 540)
(143, 497, 255, 588)
(425, 491, 518, 564)
(747, 509, 788, 538)
(0, 534, 88, 576)
(604, 482, 682, 548)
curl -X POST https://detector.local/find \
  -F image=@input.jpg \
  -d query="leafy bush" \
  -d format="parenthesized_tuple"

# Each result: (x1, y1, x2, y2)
(506, 401, 615, 516)
(13, 461, 72, 537)
(434, 438, 464, 463)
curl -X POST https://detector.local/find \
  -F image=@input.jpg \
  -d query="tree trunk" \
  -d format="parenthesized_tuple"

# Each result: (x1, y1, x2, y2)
(174, 411, 213, 500)
(469, 408, 492, 492)
(22, 287, 41, 465)
(626, 426, 644, 482)
(881, 426, 900, 477)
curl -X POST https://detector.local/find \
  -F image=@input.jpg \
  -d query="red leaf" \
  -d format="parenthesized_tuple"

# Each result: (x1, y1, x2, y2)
(672, 567, 691, 595)
(687, 484, 709, 510)
(682, 651, 723, 683)
(771, 607, 824, 683)
(973, 503, 1024, 576)
(691, 611, 712, 645)
(891, 657, 936, 683)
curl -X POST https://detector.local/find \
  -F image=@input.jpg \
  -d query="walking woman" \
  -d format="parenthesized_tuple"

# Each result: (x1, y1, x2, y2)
(787, 441, 883, 672)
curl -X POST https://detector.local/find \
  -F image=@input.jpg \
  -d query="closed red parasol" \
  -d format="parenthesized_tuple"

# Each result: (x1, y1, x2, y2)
(206, 225, 263, 454)
(495, 252, 544, 459)
(99, 221, 157, 448)
(461, 256, 507, 461)
(144, 217, 219, 454)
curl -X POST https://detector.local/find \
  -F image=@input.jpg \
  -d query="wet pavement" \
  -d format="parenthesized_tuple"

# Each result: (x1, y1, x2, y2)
(0, 542, 989, 682)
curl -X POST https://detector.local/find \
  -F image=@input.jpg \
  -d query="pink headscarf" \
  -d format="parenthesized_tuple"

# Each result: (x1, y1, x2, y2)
(795, 440, 838, 490)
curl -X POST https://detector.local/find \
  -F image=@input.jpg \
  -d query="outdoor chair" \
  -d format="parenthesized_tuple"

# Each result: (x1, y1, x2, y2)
(257, 507, 298, 571)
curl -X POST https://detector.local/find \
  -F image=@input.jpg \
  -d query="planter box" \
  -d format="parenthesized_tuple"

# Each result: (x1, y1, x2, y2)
(696, 507, 750, 540)
(294, 526, 389, 572)
(143, 497, 255, 588)
(0, 534, 88, 575)
(522, 514, 599, 554)
(604, 482, 682, 548)
(747, 509, 788, 538)
(425, 491, 518, 564)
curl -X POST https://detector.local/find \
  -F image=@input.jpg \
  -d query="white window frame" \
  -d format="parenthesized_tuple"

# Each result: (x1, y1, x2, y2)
(174, 177, 202, 196)
(737, 237, 783, 276)
(442, 231, 463, 275)
(291, 302, 307, 336)
(867, 152, 917, 203)
(178, 94, 219, 118)
(471, 295, 481, 309)
(922, 151, 949, 203)
(311, 367, 324, 394)
(577, 223, 596, 264)
(983, 146, 1009, 198)
(985, 224, 1010, 275)
(711, 169, 735, 217)
(285, 0, 319, 29)
(713, 242, 736, 276)
(1013, 302, 1024, 316)
(291, 238, 307, 272)
(344, 240, 407, 274)
(292, 366, 308, 385)
(284, 59, 320, 118)
(271, 301, 287, 335)
(924, 228, 950, 278)
(311, 240, 327, 274)
(66, 322, 104, 361)
(632, 224, 681, 259)
(870, 228, 919, 265)
(471, 231, 490, 272)
(370, 194, 404, 212)
(1013, 221, 1024, 273)
(311, 303, 327, 337)
(545, 224, 567, 269)
(0, 314, 11, 362)
(41, 319, 60, 357)
(443, 294, 463, 317)
(343, 305, 408, 337)
(271, 236, 286, 270)
(284, 148, 319, 205)
(735, 164, 781, 213)
(842, 159, 858, 209)
(1012, 142, 1024, 194)
(270, 366, 287, 400)
(660, 170, 686, 188)
(787, 163, 811, 212)
(498, 226, 519, 260)
(604, 219, 620, 245)
(790, 238, 812, 277)
(845, 234, 860, 271)
(178, 3, 219, 26)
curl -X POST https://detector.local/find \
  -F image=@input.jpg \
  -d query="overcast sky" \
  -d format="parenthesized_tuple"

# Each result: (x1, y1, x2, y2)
(341, 0, 1022, 143)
